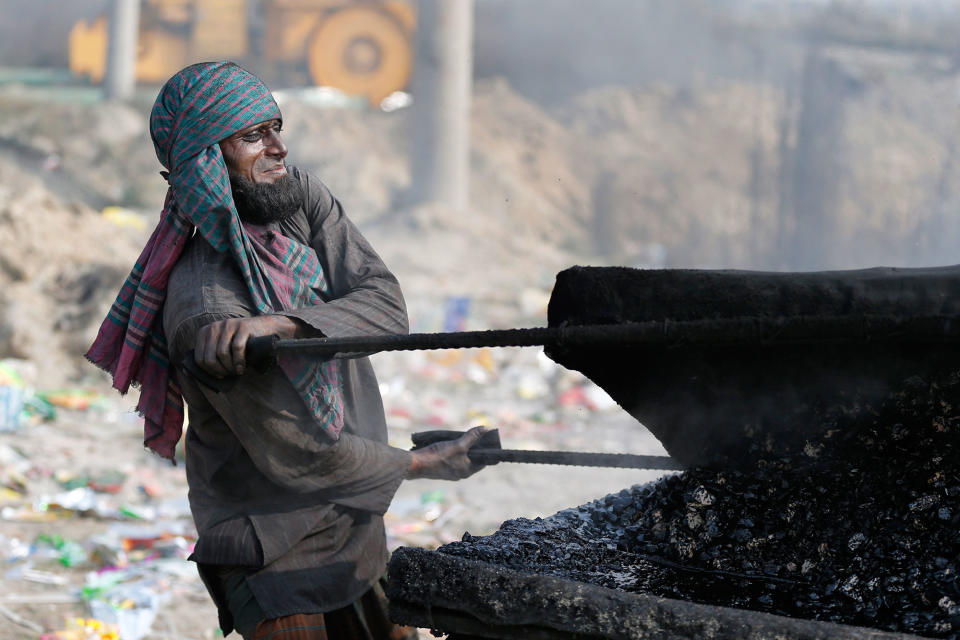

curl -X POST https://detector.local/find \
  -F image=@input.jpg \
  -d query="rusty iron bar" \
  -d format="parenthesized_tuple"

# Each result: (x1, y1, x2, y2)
(465, 448, 684, 471)
(247, 315, 960, 366)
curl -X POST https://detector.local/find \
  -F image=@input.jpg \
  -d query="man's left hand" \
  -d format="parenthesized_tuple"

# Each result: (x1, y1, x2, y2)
(194, 315, 306, 377)
(407, 426, 490, 481)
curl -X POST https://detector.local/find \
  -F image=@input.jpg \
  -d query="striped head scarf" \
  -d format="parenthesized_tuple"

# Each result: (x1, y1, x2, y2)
(86, 61, 343, 460)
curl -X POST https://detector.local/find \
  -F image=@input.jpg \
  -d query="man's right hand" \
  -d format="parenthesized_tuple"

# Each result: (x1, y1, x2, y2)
(407, 426, 489, 480)
(194, 314, 307, 377)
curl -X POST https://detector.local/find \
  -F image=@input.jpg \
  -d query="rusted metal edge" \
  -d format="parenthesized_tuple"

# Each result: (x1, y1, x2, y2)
(389, 601, 596, 640)
(386, 547, 924, 640)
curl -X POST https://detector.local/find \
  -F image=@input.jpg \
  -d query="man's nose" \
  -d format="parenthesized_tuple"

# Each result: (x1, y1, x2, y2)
(264, 130, 287, 158)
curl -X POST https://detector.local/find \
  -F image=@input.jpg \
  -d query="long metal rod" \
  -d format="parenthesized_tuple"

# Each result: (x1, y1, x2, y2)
(186, 315, 960, 391)
(249, 315, 960, 364)
(467, 448, 683, 471)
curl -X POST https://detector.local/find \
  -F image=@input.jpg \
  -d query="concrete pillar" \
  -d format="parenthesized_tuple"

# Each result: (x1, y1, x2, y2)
(104, 0, 140, 101)
(409, 0, 474, 210)
(785, 50, 848, 270)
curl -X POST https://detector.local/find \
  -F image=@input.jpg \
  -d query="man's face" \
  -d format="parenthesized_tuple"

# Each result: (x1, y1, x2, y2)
(220, 118, 303, 224)
(219, 119, 288, 184)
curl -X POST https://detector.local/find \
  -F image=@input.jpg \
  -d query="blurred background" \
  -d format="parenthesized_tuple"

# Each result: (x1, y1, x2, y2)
(1, 1, 960, 638)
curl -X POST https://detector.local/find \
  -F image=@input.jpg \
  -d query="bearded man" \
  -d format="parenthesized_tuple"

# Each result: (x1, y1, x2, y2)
(87, 61, 487, 640)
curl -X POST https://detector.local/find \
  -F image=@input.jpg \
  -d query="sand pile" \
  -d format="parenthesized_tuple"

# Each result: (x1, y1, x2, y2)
(833, 52, 960, 268)
(278, 97, 409, 223)
(468, 78, 593, 252)
(363, 78, 596, 322)
(0, 157, 145, 385)
(553, 82, 785, 267)
(0, 96, 164, 209)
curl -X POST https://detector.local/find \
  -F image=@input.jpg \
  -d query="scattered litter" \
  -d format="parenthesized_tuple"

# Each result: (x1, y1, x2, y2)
(6, 565, 70, 585)
(0, 601, 43, 633)
(557, 385, 596, 410)
(37, 488, 107, 517)
(0, 385, 23, 432)
(37, 389, 106, 411)
(56, 470, 127, 494)
(0, 360, 57, 429)
(100, 207, 146, 231)
(515, 373, 549, 400)
(0, 359, 35, 387)
(442, 296, 472, 332)
(379, 91, 412, 112)
(34, 534, 89, 568)
(86, 579, 163, 640)
(583, 383, 618, 412)
(40, 617, 120, 640)
(0, 594, 83, 605)
(386, 490, 466, 548)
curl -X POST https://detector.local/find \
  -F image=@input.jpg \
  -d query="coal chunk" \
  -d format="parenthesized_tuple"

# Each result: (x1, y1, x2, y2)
(439, 368, 960, 638)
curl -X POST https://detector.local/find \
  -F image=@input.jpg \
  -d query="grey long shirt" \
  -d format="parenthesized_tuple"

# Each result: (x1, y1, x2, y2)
(162, 166, 412, 628)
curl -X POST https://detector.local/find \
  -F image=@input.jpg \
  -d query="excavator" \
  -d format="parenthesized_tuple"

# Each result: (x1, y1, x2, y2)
(68, 0, 415, 105)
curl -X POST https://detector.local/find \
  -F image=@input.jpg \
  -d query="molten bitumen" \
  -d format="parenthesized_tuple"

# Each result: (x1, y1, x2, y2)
(441, 372, 960, 638)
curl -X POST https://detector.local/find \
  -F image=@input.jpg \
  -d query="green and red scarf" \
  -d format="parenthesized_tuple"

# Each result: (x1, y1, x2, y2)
(86, 62, 343, 460)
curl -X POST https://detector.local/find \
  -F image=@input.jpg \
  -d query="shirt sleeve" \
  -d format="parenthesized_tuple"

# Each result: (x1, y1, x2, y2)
(278, 170, 409, 339)
(171, 313, 413, 516)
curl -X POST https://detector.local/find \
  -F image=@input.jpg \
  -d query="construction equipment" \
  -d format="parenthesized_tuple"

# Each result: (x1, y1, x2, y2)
(69, 0, 415, 104)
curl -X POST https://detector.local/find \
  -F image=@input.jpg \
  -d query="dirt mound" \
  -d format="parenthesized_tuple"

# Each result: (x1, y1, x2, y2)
(368, 78, 597, 325)
(0, 157, 145, 386)
(554, 82, 784, 267)
(468, 78, 593, 252)
(833, 54, 960, 268)
(0, 94, 164, 209)
(278, 96, 409, 222)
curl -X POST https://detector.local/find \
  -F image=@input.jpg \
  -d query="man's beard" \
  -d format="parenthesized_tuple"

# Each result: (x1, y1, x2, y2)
(230, 173, 303, 225)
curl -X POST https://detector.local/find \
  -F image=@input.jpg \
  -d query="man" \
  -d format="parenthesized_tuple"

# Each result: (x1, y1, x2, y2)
(87, 61, 487, 639)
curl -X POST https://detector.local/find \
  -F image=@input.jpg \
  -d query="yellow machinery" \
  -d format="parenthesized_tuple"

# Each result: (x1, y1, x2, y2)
(69, 0, 415, 104)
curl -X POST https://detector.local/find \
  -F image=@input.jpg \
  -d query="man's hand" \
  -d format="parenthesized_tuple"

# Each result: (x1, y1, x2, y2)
(407, 426, 490, 480)
(195, 315, 307, 377)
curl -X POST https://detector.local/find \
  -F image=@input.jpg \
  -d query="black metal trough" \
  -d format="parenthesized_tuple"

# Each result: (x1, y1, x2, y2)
(545, 265, 960, 468)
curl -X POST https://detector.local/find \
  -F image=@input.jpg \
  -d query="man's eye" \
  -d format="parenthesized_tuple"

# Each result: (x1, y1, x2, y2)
(242, 133, 262, 142)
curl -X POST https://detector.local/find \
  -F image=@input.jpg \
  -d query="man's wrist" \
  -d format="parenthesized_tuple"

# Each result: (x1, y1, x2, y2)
(407, 451, 424, 479)
(271, 314, 311, 339)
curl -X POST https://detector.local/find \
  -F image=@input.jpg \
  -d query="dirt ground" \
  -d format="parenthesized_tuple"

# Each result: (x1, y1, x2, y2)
(0, 349, 669, 640)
